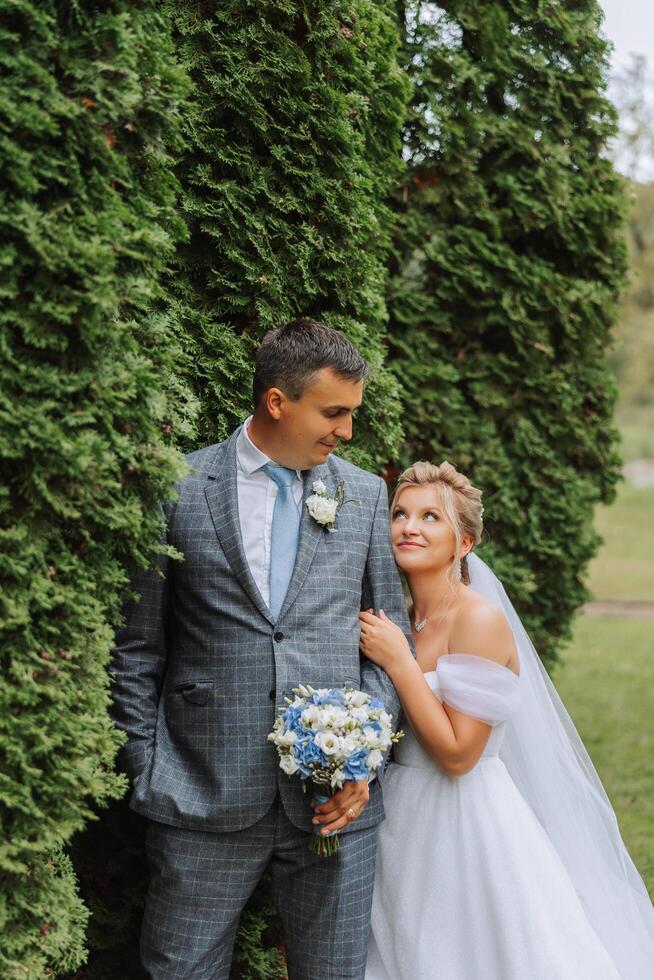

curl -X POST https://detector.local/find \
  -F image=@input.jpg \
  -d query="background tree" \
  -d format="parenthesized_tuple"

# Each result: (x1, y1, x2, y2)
(609, 53, 654, 184)
(605, 55, 654, 457)
(167, 0, 409, 468)
(387, 0, 628, 665)
(610, 181, 654, 451)
(0, 3, 193, 975)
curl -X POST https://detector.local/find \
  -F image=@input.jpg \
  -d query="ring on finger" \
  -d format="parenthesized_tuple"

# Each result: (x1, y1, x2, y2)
(346, 806, 356, 820)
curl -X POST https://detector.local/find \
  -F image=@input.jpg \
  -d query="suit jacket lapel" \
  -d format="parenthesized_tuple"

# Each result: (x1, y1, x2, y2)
(276, 463, 331, 621)
(204, 429, 274, 625)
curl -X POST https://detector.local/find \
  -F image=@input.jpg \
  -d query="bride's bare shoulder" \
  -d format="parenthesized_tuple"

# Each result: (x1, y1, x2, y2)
(450, 590, 518, 671)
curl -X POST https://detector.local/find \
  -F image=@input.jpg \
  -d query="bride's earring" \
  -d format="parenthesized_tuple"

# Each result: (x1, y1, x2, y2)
(453, 556, 462, 583)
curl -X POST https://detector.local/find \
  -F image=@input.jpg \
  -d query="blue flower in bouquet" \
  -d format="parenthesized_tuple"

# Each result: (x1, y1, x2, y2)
(344, 748, 369, 781)
(294, 737, 327, 777)
(311, 687, 347, 708)
(283, 705, 306, 734)
(369, 696, 384, 710)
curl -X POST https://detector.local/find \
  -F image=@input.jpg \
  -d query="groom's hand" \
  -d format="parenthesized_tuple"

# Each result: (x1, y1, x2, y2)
(311, 778, 370, 836)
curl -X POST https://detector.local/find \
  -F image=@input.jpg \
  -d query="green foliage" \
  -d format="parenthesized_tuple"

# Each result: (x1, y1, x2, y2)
(65, 2, 409, 974)
(1, 844, 89, 980)
(166, 0, 410, 467)
(63, 802, 149, 980)
(4, 0, 631, 973)
(0, 2, 193, 973)
(230, 875, 287, 980)
(388, 0, 628, 664)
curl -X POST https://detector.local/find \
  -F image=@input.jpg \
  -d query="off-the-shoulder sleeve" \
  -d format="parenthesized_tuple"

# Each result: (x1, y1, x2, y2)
(436, 653, 521, 725)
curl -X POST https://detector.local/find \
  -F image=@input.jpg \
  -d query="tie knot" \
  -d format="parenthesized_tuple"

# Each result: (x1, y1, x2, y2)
(261, 462, 297, 490)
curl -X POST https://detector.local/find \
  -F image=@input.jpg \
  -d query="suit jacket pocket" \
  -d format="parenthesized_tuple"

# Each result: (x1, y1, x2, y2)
(168, 679, 214, 705)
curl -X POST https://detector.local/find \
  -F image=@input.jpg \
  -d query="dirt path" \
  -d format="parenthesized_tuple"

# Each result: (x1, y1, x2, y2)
(583, 600, 654, 618)
(624, 459, 654, 488)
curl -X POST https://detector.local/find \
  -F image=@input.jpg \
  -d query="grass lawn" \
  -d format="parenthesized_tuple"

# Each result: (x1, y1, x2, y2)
(586, 482, 654, 600)
(554, 615, 654, 898)
(616, 419, 654, 463)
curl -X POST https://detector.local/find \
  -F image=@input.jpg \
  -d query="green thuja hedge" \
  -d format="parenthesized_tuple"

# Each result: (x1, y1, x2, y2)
(0, 3, 193, 974)
(388, 0, 627, 665)
(67, 2, 410, 976)
(167, 0, 410, 467)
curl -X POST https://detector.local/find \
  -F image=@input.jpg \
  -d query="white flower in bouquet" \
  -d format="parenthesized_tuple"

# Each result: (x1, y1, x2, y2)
(362, 725, 392, 751)
(315, 731, 342, 755)
(340, 732, 361, 757)
(280, 755, 300, 775)
(330, 766, 345, 787)
(346, 690, 369, 708)
(301, 704, 321, 726)
(277, 730, 298, 748)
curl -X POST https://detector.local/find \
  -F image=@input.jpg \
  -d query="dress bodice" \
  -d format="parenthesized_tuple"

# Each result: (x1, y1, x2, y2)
(394, 654, 521, 773)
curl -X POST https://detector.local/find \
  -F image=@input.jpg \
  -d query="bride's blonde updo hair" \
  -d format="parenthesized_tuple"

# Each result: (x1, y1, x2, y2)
(391, 460, 484, 586)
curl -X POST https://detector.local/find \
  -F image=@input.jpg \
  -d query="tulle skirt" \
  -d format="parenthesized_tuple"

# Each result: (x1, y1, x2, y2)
(366, 757, 622, 980)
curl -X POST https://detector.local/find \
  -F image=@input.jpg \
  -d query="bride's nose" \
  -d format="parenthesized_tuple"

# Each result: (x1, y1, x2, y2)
(403, 517, 420, 536)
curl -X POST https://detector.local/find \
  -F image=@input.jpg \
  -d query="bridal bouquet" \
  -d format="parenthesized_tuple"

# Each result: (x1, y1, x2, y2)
(268, 684, 402, 856)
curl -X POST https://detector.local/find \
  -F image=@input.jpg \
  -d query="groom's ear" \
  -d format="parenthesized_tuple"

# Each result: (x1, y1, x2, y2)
(263, 387, 285, 420)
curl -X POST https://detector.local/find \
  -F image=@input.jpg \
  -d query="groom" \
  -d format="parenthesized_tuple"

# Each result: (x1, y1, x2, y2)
(110, 318, 412, 979)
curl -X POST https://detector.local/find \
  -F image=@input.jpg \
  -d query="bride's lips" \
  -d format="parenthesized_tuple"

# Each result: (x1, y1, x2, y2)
(397, 541, 424, 549)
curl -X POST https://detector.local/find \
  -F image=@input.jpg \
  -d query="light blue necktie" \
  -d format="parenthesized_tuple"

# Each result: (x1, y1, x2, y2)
(261, 463, 301, 620)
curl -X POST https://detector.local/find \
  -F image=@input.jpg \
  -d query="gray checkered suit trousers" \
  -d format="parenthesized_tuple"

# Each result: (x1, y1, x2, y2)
(110, 427, 412, 978)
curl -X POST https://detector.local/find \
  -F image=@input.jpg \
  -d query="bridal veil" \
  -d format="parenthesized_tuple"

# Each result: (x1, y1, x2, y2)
(467, 552, 654, 979)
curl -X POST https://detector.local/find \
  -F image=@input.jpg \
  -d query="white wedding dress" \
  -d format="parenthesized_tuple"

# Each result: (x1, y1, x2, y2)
(365, 654, 625, 979)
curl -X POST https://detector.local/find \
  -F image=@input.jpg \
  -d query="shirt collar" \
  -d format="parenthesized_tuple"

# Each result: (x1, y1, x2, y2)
(236, 417, 302, 480)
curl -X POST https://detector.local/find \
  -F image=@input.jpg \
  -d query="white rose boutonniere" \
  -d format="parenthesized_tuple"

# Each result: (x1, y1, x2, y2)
(306, 478, 346, 532)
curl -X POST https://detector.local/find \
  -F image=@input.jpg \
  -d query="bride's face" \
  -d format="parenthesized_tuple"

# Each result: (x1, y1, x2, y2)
(390, 485, 460, 576)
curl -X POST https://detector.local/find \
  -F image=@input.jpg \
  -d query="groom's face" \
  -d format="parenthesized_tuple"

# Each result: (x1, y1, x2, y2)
(276, 367, 364, 470)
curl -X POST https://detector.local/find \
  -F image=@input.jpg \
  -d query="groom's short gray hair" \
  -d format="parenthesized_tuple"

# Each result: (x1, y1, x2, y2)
(253, 318, 369, 408)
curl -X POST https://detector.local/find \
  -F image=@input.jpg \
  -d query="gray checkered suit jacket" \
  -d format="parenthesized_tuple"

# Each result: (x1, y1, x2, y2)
(110, 426, 411, 834)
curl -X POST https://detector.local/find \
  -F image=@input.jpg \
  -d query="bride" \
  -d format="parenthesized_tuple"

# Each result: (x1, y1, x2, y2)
(359, 461, 654, 980)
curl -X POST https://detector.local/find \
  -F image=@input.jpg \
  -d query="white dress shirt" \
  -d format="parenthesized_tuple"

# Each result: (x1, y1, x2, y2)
(236, 417, 304, 608)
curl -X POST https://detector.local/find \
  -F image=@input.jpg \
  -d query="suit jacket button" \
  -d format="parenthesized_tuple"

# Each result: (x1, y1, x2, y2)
(269, 689, 276, 701)
(274, 631, 284, 642)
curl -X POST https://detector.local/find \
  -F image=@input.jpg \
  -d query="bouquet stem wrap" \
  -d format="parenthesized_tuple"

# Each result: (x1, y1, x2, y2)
(311, 782, 340, 857)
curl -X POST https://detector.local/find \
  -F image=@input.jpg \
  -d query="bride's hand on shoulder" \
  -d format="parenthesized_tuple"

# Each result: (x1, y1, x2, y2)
(359, 609, 412, 672)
